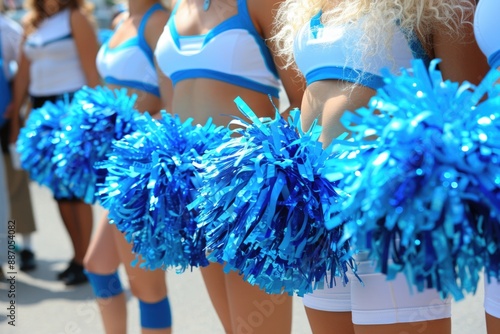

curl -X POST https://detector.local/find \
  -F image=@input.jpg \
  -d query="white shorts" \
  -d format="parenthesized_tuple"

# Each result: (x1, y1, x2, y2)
(485, 276, 500, 318)
(303, 253, 451, 325)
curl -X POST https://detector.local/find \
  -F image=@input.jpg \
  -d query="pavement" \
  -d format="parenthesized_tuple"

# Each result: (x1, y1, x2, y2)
(0, 182, 490, 334)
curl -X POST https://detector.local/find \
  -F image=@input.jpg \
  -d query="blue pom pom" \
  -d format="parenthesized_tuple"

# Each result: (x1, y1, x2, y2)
(97, 112, 229, 271)
(52, 86, 140, 204)
(17, 99, 73, 199)
(335, 59, 500, 300)
(192, 97, 356, 296)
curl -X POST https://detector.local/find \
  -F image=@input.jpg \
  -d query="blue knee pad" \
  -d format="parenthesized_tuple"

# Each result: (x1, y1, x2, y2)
(84, 270, 123, 298)
(139, 296, 172, 329)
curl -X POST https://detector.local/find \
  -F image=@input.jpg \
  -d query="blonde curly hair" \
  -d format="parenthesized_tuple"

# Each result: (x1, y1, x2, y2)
(273, 0, 476, 70)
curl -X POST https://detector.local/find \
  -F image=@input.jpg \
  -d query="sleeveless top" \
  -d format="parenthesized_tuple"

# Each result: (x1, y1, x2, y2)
(154, 0, 281, 97)
(96, 3, 164, 96)
(24, 9, 87, 96)
(294, 12, 431, 89)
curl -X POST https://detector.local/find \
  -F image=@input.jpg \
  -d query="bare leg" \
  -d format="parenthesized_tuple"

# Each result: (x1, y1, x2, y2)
(201, 262, 233, 333)
(57, 199, 93, 264)
(486, 313, 500, 334)
(353, 318, 451, 334)
(57, 200, 81, 262)
(304, 308, 354, 334)
(73, 200, 93, 263)
(83, 214, 126, 334)
(225, 269, 292, 334)
(113, 226, 171, 334)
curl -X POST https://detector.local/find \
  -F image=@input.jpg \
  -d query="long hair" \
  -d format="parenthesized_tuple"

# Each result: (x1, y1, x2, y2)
(23, 0, 94, 34)
(273, 0, 475, 70)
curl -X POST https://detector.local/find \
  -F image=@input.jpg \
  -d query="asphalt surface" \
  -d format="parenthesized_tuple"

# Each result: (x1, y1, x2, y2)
(0, 182, 489, 334)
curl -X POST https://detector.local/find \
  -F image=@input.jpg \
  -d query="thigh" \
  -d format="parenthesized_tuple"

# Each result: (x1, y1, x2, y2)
(200, 262, 233, 333)
(350, 255, 451, 326)
(225, 270, 292, 334)
(83, 213, 121, 273)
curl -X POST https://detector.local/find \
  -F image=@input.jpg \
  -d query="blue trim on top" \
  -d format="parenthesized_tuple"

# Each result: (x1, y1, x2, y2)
(238, 0, 279, 79)
(489, 50, 500, 69)
(248, 33, 279, 79)
(170, 69, 280, 97)
(171, 0, 182, 15)
(310, 11, 322, 38)
(407, 33, 431, 68)
(138, 3, 165, 68)
(104, 76, 160, 96)
(168, 0, 278, 79)
(105, 37, 139, 52)
(25, 34, 72, 47)
(305, 67, 383, 90)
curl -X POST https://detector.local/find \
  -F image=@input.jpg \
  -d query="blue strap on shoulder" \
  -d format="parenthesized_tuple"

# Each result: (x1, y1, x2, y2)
(138, 3, 165, 67)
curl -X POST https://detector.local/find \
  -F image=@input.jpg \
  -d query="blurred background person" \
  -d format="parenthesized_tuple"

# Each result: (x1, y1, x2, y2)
(1, 0, 38, 272)
(9, 0, 100, 285)
(82, 0, 172, 333)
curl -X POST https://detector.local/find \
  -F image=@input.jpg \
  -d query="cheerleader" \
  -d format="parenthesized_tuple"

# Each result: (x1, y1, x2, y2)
(153, 0, 304, 332)
(80, 1, 172, 333)
(272, 0, 488, 333)
(9, 0, 100, 285)
(1, 3, 38, 273)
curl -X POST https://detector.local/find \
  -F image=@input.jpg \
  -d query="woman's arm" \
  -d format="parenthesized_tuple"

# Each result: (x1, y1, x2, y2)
(249, 0, 305, 116)
(70, 9, 100, 87)
(432, 1, 489, 84)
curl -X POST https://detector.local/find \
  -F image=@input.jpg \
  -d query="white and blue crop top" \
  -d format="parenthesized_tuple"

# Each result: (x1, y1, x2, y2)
(96, 3, 164, 96)
(474, 0, 500, 68)
(24, 9, 87, 96)
(294, 12, 431, 89)
(154, 0, 281, 98)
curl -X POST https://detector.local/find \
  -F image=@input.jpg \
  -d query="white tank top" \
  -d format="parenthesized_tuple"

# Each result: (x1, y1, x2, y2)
(24, 9, 87, 96)
(96, 3, 163, 96)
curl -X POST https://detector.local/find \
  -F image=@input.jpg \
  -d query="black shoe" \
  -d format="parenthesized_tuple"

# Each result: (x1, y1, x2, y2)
(57, 260, 78, 280)
(20, 250, 36, 271)
(63, 263, 88, 286)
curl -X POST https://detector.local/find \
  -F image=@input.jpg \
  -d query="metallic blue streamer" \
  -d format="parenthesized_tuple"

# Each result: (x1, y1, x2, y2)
(16, 99, 73, 198)
(97, 112, 229, 271)
(192, 97, 356, 296)
(335, 59, 500, 300)
(52, 86, 140, 204)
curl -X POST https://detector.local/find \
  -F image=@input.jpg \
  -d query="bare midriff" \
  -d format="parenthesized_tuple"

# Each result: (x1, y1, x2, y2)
(172, 78, 280, 127)
(106, 83, 163, 116)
